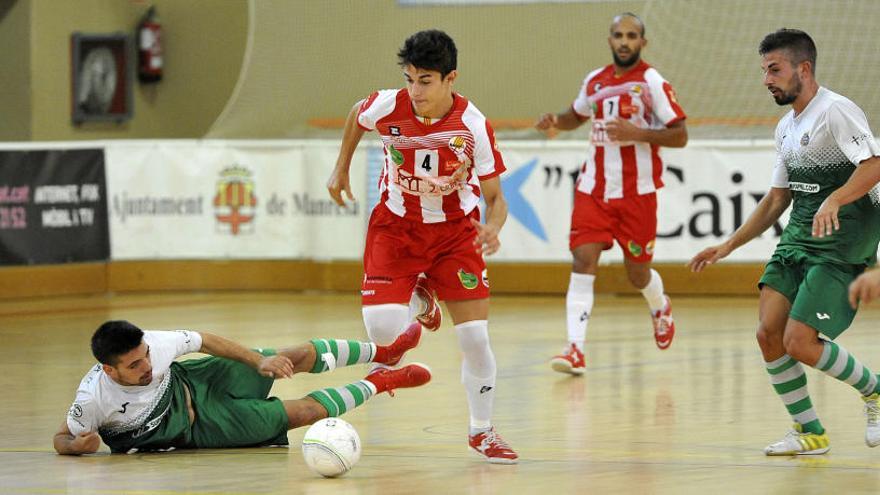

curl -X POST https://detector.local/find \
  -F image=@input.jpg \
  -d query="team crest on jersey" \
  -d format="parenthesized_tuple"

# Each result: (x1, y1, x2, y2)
(630, 85, 643, 95)
(448, 135, 467, 155)
(389, 126, 401, 136)
(388, 144, 405, 166)
(458, 269, 479, 289)
(800, 133, 810, 146)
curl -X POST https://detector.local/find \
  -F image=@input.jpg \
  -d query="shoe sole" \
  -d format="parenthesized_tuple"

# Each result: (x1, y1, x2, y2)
(765, 447, 830, 456)
(550, 358, 585, 376)
(468, 446, 519, 464)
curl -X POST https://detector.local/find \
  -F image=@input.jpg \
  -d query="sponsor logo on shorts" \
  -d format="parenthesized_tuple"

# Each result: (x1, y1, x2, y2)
(579, 311, 590, 322)
(481, 269, 489, 288)
(458, 269, 479, 290)
(389, 126, 400, 136)
(646, 239, 655, 256)
(479, 386, 493, 394)
(627, 240, 643, 257)
(361, 290, 375, 296)
(816, 312, 831, 320)
(364, 276, 392, 285)
(789, 182, 820, 193)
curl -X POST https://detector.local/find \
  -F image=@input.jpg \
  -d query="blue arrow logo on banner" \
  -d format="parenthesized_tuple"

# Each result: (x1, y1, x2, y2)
(499, 158, 547, 242)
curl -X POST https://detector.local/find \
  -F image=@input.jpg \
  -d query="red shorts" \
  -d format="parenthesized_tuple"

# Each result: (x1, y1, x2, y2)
(361, 204, 489, 305)
(569, 191, 657, 262)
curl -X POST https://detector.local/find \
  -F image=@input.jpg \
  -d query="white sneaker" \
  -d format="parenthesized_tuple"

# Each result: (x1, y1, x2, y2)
(764, 424, 830, 456)
(863, 393, 880, 447)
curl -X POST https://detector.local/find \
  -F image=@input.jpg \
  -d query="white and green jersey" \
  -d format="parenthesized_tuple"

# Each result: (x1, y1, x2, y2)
(770, 87, 880, 265)
(66, 330, 203, 453)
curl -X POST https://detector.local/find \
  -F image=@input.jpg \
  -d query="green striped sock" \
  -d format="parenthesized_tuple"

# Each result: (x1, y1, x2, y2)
(766, 354, 824, 435)
(309, 339, 377, 373)
(816, 340, 880, 396)
(307, 380, 377, 417)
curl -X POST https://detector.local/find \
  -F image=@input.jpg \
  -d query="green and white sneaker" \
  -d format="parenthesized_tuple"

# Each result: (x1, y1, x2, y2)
(863, 392, 880, 447)
(764, 424, 830, 456)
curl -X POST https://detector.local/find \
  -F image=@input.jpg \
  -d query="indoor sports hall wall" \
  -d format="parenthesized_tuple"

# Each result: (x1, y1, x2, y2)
(208, 0, 880, 140)
(0, 0, 248, 141)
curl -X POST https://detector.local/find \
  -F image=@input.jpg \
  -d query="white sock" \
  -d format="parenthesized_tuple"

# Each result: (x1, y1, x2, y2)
(639, 269, 666, 313)
(566, 273, 595, 351)
(455, 320, 496, 432)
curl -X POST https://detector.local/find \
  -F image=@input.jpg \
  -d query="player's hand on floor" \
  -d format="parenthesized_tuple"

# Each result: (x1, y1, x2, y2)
(72, 432, 101, 454)
(471, 219, 500, 256)
(849, 269, 880, 308)
(259, 355, 295, 379)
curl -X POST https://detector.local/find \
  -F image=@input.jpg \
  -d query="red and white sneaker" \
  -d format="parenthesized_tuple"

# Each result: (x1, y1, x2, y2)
(652, 295, 675, 350)
(414, 276, 442, 332)
(468, 427, 518, 464)
(364, 363, 431, 397)
(550, 343, 585, 375)
(374, 322, 422, 366)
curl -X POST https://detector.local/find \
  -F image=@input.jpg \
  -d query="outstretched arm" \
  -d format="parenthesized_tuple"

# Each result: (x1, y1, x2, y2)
(688, 186, 791, 272)
(327, 101, 367, 207)
(199, 333, 294, 379)
(54, 421, 100, 455)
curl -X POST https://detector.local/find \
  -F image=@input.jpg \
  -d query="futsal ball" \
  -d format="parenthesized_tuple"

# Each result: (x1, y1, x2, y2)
(301, 418, 361, 478)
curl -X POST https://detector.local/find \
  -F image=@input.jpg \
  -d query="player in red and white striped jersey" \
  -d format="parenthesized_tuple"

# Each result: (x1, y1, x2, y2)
(327, 30, 517, 464)
(535, 13, 688, 374)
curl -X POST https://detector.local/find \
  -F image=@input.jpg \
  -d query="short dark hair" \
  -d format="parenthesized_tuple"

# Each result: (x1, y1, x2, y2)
(759, 28, 817, 74)
(611, 12, 645, 37)
(397, 30, 457, 79)
(91, 320, 144, 365)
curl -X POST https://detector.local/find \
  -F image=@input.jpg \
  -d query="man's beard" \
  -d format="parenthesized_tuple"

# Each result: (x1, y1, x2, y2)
(612, 48, 640, 68)
(772, 74, 802, 106)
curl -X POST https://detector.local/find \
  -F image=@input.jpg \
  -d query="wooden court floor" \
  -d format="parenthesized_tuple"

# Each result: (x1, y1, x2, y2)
(2, 291, 880, 494)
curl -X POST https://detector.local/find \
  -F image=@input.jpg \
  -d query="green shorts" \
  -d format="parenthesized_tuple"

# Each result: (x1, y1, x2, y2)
(759, 250, 865, 339)
(176, 349, 289, 449)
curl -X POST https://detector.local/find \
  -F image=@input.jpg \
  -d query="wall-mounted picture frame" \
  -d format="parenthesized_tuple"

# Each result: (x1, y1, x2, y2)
(70, 32, 133, 124)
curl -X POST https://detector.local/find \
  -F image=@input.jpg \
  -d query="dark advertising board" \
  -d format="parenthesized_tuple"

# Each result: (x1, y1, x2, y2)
(0, 149, 109, 265)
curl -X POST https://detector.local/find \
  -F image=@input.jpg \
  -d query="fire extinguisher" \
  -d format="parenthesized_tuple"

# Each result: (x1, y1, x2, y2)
(137, 6, 162, 83)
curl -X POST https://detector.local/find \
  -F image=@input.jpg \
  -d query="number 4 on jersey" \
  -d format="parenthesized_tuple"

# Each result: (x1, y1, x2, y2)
(414, 149, 439, 176)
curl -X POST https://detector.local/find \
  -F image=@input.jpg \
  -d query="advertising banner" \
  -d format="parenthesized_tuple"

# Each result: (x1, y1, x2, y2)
(493, 141, 784, 262)
(0, 149, 109, 265)
(105, 141, 368, 260)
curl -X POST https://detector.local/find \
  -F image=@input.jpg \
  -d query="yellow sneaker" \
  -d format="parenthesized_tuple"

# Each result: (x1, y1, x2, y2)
(764, 424, 830, 455)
